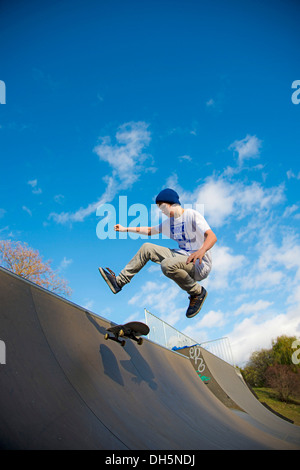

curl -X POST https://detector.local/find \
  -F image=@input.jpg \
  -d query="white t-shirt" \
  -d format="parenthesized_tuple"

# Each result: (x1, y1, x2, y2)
(155, 208, 212, 281)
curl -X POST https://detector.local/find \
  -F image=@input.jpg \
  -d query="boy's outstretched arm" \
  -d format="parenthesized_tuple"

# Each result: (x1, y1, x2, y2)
(114, 224, 161, 236)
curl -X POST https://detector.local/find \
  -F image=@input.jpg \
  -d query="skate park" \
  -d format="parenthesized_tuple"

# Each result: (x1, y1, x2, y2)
(0, 266, 299, 450)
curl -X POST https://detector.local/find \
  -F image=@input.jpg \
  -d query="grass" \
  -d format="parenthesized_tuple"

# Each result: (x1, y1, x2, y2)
(253, 387, 300, 426)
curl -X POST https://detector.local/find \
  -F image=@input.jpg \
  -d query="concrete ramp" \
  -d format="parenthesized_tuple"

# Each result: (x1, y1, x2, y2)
(0, 267, 299, 449)
(200, 347, 300, 446)
(178, 344, 300, 446)
(178, 345, 243, 411)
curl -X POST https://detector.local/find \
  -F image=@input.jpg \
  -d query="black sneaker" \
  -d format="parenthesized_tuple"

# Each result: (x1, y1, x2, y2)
(186, 287, 207, 318)
(98, 267, 122, 294)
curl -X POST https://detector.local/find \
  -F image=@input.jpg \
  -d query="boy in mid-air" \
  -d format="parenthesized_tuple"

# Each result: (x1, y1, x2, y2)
(99, 188, 217, 318)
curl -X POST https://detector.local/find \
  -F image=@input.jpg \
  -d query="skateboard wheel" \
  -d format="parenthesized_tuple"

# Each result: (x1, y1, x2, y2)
(121, 340, 126, 347)
(137, 338, 143, 345)
(119, 329, 125, 337)
(104, 333, 109, 340)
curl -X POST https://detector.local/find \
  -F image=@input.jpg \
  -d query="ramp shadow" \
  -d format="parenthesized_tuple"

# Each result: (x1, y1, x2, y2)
(86, 312, 124, 386)
(120, 340, 157, 391)
(85, 311, 107, 336)
(99, 344, 124, 386)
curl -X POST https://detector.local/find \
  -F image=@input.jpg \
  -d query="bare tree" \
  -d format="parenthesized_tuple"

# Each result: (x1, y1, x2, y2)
(0, 240, 72, 297)
(266, 365, 300, 402)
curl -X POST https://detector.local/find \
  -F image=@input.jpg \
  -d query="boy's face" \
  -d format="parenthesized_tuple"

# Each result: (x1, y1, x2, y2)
(157, 202, 173, 217)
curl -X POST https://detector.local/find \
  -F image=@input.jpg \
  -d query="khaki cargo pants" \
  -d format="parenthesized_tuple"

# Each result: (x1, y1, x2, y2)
(116, 242, 202, 296)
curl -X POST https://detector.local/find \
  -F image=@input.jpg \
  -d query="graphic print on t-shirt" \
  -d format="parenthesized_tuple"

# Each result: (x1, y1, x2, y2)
(170, 220, 187, 250)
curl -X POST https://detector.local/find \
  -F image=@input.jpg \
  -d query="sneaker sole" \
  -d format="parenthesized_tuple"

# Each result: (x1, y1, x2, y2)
(186, 291, 207, 318)
(98, 267, 119, 294)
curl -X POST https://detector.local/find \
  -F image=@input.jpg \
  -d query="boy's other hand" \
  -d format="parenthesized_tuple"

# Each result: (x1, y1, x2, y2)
(114, 224, 127, 232)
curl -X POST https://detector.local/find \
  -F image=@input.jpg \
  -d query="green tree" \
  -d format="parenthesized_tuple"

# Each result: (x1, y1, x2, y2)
(272, 335, 299, 369)
(242, 348, 274, 387)
(242, 335, 300, 391)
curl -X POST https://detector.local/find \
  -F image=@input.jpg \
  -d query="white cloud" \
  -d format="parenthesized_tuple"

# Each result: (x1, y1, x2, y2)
(195, 309, 226, 328)
(50, 176, 117, 224)
(283, 204, 298, 218)
(287, 169, 300, 180)
(171, 174, 284, 229)
(22, 206, 32, 216)
(205, 96, 223, 113)
(49, 121, 151, 224)
(234, 299, 273, 316)
(94, 121, 151, 187)
(208, 245, 245, 290)
(225, 233, 300, 365)
(245, 270, 283, 291)
(275, 235, 300, 278)
(194, 178, 235, 227)
(128, 279, 185, 325)
(229, 134, 262, 166)
(124, 311, 145, 323)
(234, 182, 285, 219)
(288, 284, 300, 306)
(234, 231, 300, 305)
(228, 307, 300, 366)
(253, 233, 300, 285)
(54, 194, 65, 204)
(28, 179, 42, 195)
(182, 310, 226, 344)
(206, 98, 215, 107)
(147, 264, 161, 273)
(178, 154, 192, 162)
(58, 256, 73, 271)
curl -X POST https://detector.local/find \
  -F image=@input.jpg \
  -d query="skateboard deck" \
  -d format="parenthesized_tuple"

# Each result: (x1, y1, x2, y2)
(104, 321, 150, 347)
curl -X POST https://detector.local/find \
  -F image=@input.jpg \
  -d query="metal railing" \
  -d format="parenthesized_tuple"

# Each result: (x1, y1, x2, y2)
(144, 308, 197, 350)
(199, 337, 235, 366)
(144, 308, 235, 365)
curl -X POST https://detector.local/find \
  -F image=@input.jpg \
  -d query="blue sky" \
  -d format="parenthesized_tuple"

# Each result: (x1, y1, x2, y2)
(0, 0, 300, 365)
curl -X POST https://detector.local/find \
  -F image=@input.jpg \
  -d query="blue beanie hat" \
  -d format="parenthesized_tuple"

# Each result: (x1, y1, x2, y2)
(155, 188, 181, 205)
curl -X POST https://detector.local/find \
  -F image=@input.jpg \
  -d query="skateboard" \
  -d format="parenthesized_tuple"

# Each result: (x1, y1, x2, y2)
(104, 321, 150, 347)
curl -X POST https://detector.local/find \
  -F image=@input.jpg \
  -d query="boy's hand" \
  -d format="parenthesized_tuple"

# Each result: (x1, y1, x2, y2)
(114, 224, 127, 232)
(186, 249, 205, 265)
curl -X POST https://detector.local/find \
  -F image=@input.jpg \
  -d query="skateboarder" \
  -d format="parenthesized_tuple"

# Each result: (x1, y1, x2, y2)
(99, 188, 217, 318)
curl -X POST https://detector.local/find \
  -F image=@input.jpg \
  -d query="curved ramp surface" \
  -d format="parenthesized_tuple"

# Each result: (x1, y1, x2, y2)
(0, 268, 299, 450)
(200, 347, 300, 446)
(177, 345, 243, 411)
